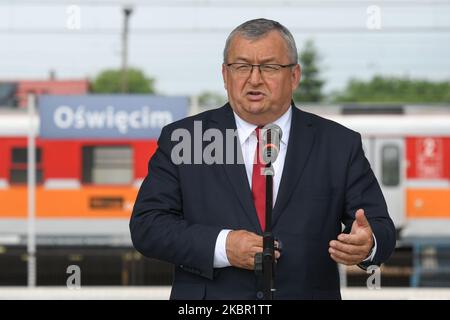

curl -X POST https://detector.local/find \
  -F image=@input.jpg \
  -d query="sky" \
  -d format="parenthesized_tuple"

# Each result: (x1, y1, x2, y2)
(0, 0, 450, 97)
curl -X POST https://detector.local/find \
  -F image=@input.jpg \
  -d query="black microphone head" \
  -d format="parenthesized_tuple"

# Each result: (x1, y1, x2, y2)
(261, 124, 282, 164)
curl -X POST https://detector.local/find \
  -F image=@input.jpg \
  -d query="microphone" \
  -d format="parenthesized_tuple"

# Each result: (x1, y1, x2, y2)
(261, 124, 283, 165)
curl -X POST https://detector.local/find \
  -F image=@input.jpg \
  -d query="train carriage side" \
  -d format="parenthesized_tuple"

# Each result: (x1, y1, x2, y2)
(0, 113, 158, 241)
(327, 114, 450, 234)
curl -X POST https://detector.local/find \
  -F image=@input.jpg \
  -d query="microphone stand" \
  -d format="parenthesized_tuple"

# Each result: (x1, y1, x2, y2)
(254, 138, 276, 300)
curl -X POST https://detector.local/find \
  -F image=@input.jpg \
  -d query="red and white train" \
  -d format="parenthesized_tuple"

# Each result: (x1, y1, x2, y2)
(0, 109, 157, 246)
(0, 105, 449, 244)
(324, 110, 450, 239)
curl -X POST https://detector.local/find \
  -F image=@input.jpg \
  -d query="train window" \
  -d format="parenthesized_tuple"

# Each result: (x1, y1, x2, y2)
(82, 146, 133, 185)
(10, 147, 43, 184)
(12, 148, 41, 163)
(10, 169, 43, 184)
(381, 144, 400, 187)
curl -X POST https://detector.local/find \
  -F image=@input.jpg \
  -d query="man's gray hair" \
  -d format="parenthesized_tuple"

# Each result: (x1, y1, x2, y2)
(223, 18, 298, 64)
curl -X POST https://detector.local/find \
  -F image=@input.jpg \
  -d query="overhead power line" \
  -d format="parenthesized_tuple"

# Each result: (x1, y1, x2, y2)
(2, 0, 450, 7)
(1, 26, 450, 35)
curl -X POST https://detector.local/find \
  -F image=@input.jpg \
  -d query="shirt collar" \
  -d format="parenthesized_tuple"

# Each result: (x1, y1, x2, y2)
(233, 106, 292, 146)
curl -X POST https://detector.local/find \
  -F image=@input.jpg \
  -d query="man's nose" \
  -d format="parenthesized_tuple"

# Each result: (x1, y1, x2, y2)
(248, 65, 263, 85)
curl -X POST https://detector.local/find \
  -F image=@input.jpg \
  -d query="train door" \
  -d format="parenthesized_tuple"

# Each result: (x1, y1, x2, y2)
(373, 138, 405, 229)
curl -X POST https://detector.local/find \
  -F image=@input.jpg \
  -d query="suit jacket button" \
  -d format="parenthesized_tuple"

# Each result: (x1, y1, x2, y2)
(256, 291, 264, 299)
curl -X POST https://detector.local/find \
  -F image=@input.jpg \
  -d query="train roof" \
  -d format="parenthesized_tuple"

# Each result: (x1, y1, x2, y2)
(324, 114, 450, 136)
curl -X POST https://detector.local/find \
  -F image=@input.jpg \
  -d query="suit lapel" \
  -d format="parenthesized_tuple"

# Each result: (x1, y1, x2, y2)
(211, 104, 262, 233)
(272, 105, 316, 227)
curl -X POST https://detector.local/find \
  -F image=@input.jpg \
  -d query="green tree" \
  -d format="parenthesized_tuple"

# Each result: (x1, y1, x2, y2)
(198, 91, 227, 109)
(332, 76, 450, 103)
(293, 39, 325, 103)
(91, 68, 156, 93)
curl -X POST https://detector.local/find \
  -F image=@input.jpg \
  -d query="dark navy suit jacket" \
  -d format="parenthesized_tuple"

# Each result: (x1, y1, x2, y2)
(130, 103, 396, 299)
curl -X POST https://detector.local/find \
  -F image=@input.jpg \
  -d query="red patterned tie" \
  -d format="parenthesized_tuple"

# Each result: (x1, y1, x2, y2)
(252, 127, 266, 231)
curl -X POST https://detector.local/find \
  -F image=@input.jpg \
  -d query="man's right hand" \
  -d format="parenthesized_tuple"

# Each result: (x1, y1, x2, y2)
(225, 230, 280, 270)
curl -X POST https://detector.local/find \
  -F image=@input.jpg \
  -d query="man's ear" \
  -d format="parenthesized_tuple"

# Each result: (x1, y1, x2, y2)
(292, 64, 301, 91)
(222, 63, 228, 90)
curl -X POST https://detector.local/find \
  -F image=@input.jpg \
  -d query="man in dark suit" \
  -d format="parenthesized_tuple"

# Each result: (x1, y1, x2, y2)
(130, 18, 396, 299)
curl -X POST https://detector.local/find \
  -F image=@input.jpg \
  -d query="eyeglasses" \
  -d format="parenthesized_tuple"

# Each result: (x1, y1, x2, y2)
(226, 63, 297, 77)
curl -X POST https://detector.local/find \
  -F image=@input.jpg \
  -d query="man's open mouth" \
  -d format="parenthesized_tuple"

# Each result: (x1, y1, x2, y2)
(246, 91, 265, 100)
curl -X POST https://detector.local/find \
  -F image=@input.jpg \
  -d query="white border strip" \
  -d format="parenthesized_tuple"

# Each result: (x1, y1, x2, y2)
(133, 179, 144, 189)
(406, 179, 450, 188)
(44, 179, 81, 189)
(0, 179, 9, 189)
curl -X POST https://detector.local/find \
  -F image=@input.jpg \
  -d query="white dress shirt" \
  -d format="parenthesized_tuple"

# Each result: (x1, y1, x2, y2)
(213, 107, 291, 268)
(213, 106, 376, 268)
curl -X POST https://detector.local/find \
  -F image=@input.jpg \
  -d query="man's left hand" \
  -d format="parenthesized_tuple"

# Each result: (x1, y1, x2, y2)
(329, 209, 374, 265)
